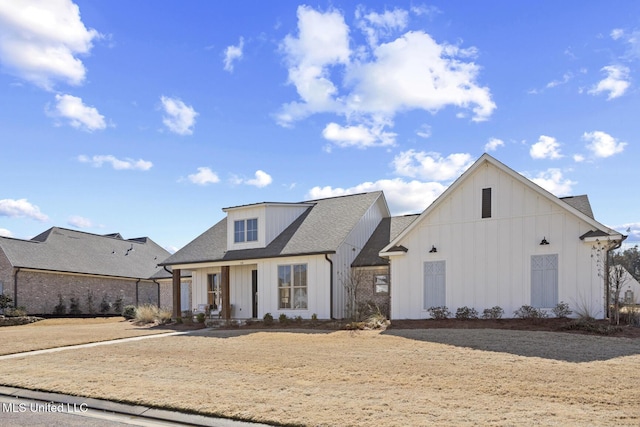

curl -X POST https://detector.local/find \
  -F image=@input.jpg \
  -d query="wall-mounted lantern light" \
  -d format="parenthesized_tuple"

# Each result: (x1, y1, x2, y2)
(429, 245, 438, 253)
(540, 237, 550, 245)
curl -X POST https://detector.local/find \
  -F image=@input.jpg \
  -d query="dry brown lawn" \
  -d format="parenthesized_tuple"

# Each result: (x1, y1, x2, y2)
(1, 324, 639, 426)
(0, 317, 170, 355)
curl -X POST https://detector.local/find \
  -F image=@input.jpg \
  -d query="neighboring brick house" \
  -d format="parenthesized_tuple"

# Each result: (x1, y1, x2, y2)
(351, 215, 418, 318)
(0, 227, 181, 315)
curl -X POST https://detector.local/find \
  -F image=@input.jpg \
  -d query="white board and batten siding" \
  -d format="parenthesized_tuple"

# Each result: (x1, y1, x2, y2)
(332, 195, 389, 318)
(390, 160, 605, 320)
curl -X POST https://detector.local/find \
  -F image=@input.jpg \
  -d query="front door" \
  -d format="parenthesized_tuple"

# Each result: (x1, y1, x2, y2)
(252, 269, 258, 318)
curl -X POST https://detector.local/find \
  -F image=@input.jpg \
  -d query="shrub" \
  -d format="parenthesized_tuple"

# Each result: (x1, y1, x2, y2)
(5, 307, 27, 317)
(196, 312, 206, 323)
(551, 301, 572, 318)
(294, 315, 303, 324)
(69, 297, 82, 315)
(113, 295, 123, 315)
(561, 319, 623, 335)
(99, 294, 111, 315)
(310, 313, 318, 325)
(279, 313, 289, 324)
(53, 294, 66, 315)
(455, 306, 479, 320)
(482, 306, 504, 319)
(514, 305, 548, 319)
(157, 307, 172, 324)
(263, 312, 274, 326)
(0, 293, 13, 310)
(365, 310, 389, 329)
(427, 306, 451, 320)
(135, 304, 160, 324)
(86, 290, 95, 314)
(122, 304, 137, 320)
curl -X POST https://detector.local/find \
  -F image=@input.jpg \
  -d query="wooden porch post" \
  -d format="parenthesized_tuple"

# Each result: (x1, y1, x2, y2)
(221, 265, 230, 320)
(172, 268, 181, 319)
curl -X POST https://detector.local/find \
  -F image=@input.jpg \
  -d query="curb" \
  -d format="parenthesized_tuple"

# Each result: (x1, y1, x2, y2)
(0, 385, 272, 427)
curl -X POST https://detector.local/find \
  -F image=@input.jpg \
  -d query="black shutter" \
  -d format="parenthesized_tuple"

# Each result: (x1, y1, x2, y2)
(482, 188, 491, 218)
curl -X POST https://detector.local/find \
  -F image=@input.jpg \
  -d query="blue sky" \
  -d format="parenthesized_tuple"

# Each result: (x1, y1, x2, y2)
(0, 0, 638, 252)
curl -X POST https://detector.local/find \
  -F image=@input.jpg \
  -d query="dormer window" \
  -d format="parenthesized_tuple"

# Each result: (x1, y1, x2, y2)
(234, 219, 258, 243)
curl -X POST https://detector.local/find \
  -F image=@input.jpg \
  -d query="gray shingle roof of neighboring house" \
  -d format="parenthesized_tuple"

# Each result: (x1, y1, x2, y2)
(160, 191, 385, 266)
(0, 227, 171, 280)
(352, 215, 419, 267)
(560, 195, 594, 219)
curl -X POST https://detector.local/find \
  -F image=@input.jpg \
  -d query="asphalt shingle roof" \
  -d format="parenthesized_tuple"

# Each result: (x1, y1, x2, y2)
(352, 215, 419, 267)
(560, 195, 594, 219)
(0, 227, 171, 279)
(161, 192, 385, 266)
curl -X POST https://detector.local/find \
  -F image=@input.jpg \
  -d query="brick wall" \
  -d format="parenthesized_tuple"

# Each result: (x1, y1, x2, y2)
(15, 270, 175, 315)
(0, 250, 14, 302)
(353, 266, 390, 318)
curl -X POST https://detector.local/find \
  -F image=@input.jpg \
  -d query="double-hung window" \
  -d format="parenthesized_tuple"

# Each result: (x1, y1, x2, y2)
(234, 219, 258, 243)
(278, 264, 307, 309)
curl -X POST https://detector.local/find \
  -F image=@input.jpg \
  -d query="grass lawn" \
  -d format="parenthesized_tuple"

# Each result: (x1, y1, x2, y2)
(0, 322, 639, 426)
(0, 317, 171, 355)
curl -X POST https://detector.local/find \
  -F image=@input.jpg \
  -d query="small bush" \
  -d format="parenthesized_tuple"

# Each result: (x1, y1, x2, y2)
(263, 312, 274, 326)
(311, 313, 318, 325)
(427, 306, 451, 320)
(482, 306, 504, 319)
(294, 315, 303, 324)
(53, 294, 66, 315)
(279, 313, 289, 324)
(551, 301, 572, 318)
(561, 319, 623, 335)
(5, 307, 27, 317)
(113, 295, 123, 315)
(514, 305, 548, 319)
(196, 312, 206, 324)
(86, 290, 95, 314)
(135, 304, 159, 324)
(0, 293, 13, 310)
(365, 311, 389, 329)
(99, 294, 111, 315)
(455, 306, 479, 320)
(122, 304, 137, 320)
(157, 307, 172, 324)
(69, 297, 82, 315)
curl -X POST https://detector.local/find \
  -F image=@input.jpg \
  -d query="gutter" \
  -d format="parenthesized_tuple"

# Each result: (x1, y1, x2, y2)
(13, 268, 20, 308)
(325, 254, 334, 319)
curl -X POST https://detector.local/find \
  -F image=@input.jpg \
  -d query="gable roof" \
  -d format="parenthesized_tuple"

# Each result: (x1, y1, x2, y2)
(0, 227, 170, 280)
(381, 153, 623, 255)
(161, 191, 387, 267)
(352, 215, 419, 267)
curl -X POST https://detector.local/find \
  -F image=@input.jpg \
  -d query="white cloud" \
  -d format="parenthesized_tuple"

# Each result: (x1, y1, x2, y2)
(78, 154, 152, 171)
(246, 170, 273, 188)
(416, 124, 431, 139)
(530, 135, 563, 160)
(188, 167, 220, 185)
(0, 0, 101, 90)
(307, 178, 447, 215)
(277, 6, 495, 146)
(484, 137, 504, 152)
(68, 215, 93, 228)
(546, 72, 573, 89)
(322, 121, 396, 148)
(582, 130, 627, 158)
(0, 228, 12, 237)
(528, 169, 576, 197)
(392, 151, 474, 181)
(611, 28, 625, 40)
(49, 94, 106, 131)
(573, 154, 585, 162)
(588, 65, 630, 100)
(223, 37, 244, 72)
(160, 96, 198, 135)
(0, 198, 48, 221)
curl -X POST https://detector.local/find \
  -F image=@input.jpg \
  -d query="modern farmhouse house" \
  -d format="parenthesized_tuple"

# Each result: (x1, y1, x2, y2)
(0, 227, 176, 314)
(160, 191, 390, 320)
(381, 154, 624, 320)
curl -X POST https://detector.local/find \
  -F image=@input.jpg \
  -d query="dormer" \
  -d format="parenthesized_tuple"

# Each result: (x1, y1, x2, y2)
(223, 202, 313, 250)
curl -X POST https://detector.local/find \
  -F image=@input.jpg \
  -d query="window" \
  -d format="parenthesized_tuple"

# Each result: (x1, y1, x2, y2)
(278, 264, 307, 309)
(374, 274, 389, 294)
(481, 188, 492, 218)
(207, 274, 221, 310)
(234, 219, 258, 243)
(424, 261, 446, 309)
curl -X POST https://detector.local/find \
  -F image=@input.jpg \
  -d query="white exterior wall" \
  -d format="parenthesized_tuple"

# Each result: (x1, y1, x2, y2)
(333, 196, 388, 318)
(226, 205, 310, 251)
(390, 162, 605, 319)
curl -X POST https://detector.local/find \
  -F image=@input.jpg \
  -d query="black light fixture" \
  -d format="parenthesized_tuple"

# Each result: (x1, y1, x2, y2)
(429, 245, 438, 253)
(540, 237, 550, 245)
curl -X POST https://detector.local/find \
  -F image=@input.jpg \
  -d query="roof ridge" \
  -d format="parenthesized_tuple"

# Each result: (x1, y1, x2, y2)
(303, 190, 382, 203)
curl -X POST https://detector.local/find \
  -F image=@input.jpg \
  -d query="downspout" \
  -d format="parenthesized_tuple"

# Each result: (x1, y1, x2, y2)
(13, 267, 20, 309)
(135, 279, 140, 306)
(153, 280, 161, 308)
(325, 254, 334, 319)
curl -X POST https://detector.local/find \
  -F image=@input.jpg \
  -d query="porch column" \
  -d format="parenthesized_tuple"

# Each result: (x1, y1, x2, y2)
(221, 265, 230, 320)
(172, 268, 181, 319)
